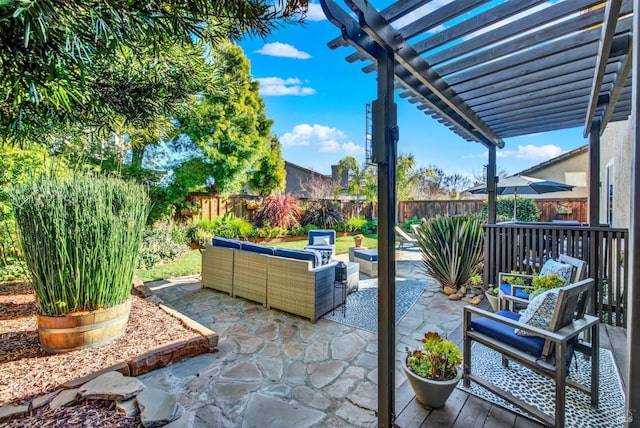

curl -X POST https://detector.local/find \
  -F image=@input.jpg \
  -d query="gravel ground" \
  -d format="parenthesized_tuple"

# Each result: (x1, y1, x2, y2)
(0, 280, 201, 427)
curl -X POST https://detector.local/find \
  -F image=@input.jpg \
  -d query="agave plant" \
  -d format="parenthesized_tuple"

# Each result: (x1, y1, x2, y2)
(10, 174, 150, 316)
(414, 215, 484, 290)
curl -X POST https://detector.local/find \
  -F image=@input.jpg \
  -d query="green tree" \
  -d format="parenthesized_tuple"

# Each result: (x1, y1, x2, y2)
(0, 1, 309, 143)
(248, 136, 286, 196)
(396, 153, 422, 222)
(173, 43, 276, 195)
(336, 156, 373, 217)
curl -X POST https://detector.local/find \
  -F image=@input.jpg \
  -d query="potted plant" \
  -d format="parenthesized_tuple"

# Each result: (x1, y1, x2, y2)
(469, 274, 483, 295)
(527, 273, 566, 299)
(403, 332, 463, 408)
(485, 285, 500, 312)
(353, 234, 364, 248)
(10, 174, 150, 353)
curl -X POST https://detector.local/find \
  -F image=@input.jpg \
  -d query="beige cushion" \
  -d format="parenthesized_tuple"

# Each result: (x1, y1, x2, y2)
(313, 236, 331, 246)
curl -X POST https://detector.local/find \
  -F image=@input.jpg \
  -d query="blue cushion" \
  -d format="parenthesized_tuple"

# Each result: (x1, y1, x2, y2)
(353, 249, 378, 262)
(470, 310, 545, 356)
(212, 237, 241, 249)
(499, 283, 530, 300)
(274, 248, 320, 268)
(240, 242, 274, 255)
(308, 230, 336, 246)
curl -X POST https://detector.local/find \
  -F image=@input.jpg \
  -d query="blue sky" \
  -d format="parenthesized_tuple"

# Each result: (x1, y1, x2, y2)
(237, 1, 588, 179)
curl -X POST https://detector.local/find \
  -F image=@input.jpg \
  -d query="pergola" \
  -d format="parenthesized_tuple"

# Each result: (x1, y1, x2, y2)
(318, 0, 638, 426)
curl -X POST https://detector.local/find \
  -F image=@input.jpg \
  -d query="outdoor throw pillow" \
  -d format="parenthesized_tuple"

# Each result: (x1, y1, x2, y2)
(515, 288, 560, 336)
(313, 236, 331, 246)
(539, 259, 573, 285)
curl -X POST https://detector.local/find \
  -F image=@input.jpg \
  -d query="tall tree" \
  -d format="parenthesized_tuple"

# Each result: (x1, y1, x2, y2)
(172, 43, 279, 195)
(336, 156, 373, 217)
(0, 0, 309, 143)
(248, 136, 286, 196)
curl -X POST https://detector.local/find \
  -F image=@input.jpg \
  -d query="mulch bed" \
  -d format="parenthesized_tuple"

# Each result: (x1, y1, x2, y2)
(0, 280, 202, 426)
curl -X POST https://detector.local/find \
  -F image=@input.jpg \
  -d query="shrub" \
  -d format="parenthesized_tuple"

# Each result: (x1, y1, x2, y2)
(300, 201, 343, 229)
(254, 194, 302, 230)
(303, 223, 320, 233)
(0, 257, 28, 282)
(400, 216, 423, 232)
(366, 218, 378, 231)
(137, 221, 189, 270)
(415, 215, 484, 290)
(345, 216, 368, 233)
(256, 221, 288, 239)
(186, 214, 255, 244)
(10, 174, 150, 316)
(481, 197, 539, 222)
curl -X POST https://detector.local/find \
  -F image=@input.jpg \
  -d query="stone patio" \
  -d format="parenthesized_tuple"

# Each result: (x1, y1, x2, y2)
(141, 248, 472, 427)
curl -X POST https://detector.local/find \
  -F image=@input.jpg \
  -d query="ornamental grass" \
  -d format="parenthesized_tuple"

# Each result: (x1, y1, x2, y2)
(10, 174, 150, 316)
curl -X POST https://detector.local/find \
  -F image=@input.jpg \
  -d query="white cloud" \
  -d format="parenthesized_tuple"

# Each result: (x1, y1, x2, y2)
(343, 141, 365, 155)
(515, 144, 562, 160)
(281, 124, 362, 157)
(319, 140, 341, 152)
(306, 3, 326, 21)
(254, 42, 311, 59)
(257, 77, 316, 96)
(497, 150, 516, 158)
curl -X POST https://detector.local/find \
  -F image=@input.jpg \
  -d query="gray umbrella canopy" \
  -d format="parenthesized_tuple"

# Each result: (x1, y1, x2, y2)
(467, 175, 575, 220)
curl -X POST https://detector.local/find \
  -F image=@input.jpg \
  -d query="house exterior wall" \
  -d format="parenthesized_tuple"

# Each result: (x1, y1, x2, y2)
(521, 150, 589, 200)
(600, 119, 632, 229)
(284, 162, 333, 198)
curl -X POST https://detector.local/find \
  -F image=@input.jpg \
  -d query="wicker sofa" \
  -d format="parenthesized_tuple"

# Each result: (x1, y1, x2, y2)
(201, 237, 346, 322)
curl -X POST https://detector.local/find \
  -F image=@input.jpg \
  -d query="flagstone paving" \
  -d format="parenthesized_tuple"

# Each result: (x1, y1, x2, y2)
(141, 249, 473, 427)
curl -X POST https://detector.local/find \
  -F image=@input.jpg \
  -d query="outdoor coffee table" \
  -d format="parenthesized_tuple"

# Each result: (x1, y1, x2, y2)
(352, 249, 378, 277)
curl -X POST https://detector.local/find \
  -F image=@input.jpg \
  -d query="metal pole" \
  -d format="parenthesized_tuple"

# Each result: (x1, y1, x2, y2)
(374, 49, 397, 427)
(487, 145, 497, 224)
(588, 119, 601, 226)
(625, 4, 640, 426)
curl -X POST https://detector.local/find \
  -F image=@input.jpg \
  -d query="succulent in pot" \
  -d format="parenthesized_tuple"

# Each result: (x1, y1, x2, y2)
(403, 332, 463, 408)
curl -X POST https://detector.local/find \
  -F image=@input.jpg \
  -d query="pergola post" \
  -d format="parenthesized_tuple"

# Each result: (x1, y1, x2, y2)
(487, 145, 497, 224)
(373, 48, 398, 428)
(588, 119, 601, 226)
(625, 6, 640, 427)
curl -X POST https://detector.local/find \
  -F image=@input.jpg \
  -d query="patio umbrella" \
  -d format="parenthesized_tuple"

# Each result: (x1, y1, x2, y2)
(466, 174, 575, 220)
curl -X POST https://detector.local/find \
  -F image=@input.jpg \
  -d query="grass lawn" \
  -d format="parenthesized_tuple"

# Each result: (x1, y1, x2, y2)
(135, 249, 201, 283)
(271, 234, 378, 254)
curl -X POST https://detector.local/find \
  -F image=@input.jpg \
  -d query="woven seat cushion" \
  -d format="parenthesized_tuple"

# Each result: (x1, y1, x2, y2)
(515, 288, 560, 336)
(539, 259, 572, 285)
(470, 310, 545, 357)
(499, 283, 530, 300)
(353, 249, 378, 262)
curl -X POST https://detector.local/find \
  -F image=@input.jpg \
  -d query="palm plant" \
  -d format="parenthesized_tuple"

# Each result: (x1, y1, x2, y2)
(414, 215, 484, 290)
(10, 174, 150, 316)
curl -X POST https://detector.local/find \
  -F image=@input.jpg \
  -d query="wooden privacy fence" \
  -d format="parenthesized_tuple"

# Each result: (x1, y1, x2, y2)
(398, 198, 587, 223)
(187, 193, 587, 224)
(484, 222, 628, 327)
(188, 193, 374, 222)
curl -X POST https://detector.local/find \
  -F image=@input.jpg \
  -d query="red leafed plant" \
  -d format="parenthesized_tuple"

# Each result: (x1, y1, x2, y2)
(254, 194, 302, 230)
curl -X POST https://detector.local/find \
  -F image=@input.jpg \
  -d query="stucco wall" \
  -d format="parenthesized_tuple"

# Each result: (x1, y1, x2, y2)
(525, 150, 589, 199)
(600, 120, 632, 229)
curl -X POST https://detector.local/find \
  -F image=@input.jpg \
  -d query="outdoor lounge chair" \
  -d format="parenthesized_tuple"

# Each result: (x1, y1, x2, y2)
(394, 225, 418, 249)
(499, 254, 587, 311)
(464, 278, 599, 427)
(305, 229, 336, 264)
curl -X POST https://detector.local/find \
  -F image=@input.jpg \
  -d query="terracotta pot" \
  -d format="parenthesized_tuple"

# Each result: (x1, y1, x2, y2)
(37, 299, 131, 353)
(354, 238, 363, 248)
(403, 362, 461, 408)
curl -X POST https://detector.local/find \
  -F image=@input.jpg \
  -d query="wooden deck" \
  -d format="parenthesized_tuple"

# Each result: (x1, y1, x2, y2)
(394, 322, 627, 428)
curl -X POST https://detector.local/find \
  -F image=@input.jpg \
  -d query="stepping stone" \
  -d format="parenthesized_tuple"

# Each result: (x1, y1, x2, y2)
(32, 390, 61, 409)
(137, 387, 183, 428)
(0, 404, 28, 422)
(49, 388, 79, 409)
(79, 371, 145, 401)
(116, 398, 140, 416)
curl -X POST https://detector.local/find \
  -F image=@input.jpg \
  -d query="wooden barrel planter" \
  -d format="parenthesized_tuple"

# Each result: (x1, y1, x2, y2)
(37, 299, 131, 353)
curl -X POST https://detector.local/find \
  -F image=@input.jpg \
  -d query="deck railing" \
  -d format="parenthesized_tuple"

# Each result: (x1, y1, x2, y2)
(484, 222, 629, 326)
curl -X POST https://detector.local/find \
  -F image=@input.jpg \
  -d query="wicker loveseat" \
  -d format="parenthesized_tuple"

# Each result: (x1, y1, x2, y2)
(201, 237, 346, 322)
